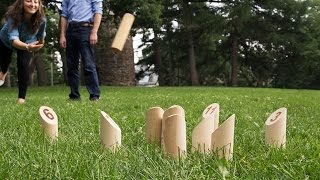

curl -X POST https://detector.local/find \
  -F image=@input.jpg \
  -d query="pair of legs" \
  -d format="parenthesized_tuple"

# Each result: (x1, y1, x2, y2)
(0, 39, 32, 104)
(65, 26, 100, 100)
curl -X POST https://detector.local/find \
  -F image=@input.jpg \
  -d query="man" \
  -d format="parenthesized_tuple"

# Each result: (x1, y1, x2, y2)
(59, 0, 103, 101)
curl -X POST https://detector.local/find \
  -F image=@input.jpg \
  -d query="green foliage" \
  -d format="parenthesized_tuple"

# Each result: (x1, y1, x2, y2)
(3, 0, 320, 88)
(0, 0, 13, 19)
(0, 86, 319, 178)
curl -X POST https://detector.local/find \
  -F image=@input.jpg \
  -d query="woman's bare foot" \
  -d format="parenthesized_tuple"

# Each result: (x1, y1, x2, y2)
(17, 98, 26, 104)
(0, 72, 8, 86)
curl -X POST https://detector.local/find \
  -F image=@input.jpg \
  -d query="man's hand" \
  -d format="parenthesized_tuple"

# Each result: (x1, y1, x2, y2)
(60, 35, 67, 49)
(90, 31, 98, 46)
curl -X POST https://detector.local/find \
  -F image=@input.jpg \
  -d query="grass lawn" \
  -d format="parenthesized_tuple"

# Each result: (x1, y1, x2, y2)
(0, 86, 319, 179)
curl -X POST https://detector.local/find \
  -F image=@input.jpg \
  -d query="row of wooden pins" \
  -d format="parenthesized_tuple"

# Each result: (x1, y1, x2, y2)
(39, 106, 121, 152)
(146, 104, 287, 161)
(38, 104, 287, 157)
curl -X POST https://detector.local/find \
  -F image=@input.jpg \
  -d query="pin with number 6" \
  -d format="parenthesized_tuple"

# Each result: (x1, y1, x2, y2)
(39, 106, 58, 142)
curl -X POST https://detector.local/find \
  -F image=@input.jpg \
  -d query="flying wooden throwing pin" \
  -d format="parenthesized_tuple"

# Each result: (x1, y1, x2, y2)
(111, 13, 135, 53)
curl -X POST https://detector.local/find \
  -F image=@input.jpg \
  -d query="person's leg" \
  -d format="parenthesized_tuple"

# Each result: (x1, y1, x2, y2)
(16, 49, 32, 101)
(0, 40, 13, 85)
(66, 28, 81, 99)
(80, 27, 100, 100)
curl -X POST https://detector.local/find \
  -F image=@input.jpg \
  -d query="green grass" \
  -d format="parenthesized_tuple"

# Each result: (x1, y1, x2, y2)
(0, 86, 319, 179)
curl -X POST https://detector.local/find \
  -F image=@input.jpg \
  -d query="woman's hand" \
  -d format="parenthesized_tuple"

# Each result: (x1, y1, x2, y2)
(27, 41, 44, 52)
(12, 39, 44, 52)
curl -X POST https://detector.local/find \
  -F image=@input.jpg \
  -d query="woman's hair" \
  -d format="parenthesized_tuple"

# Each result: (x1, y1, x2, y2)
(5, 0, 45, 33)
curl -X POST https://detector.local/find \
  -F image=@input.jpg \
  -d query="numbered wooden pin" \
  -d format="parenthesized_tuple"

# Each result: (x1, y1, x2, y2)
(265, 108, 287, 148)
(111, 13, 135, 53)
(211, 114, 235, 161)
(145, 107, 164, 146)
(162, 105, 185, 149)
(100, 111, 121, 152)
(39, 106, 58, 142)
(163, 114, 187, 160)
(202, 103, 220, 131)
(192, 103, 219, 153)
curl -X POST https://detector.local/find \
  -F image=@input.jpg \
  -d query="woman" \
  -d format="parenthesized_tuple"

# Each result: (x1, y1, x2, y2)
(0, 0, 46, 104)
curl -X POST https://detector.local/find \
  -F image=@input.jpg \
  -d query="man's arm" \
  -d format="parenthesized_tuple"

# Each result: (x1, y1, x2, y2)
(90, 13, 102, 45)
(59, 16, 68, 48)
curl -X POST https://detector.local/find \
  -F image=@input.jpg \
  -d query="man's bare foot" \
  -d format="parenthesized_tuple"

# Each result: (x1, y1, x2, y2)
(17, 98, 26, 104)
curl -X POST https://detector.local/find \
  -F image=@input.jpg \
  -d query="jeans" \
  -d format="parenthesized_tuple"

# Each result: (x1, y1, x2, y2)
(66, 26, 100, 99)
(0, 39, 31, 99)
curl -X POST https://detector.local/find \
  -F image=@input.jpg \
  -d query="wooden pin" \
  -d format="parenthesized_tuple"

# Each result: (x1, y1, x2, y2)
(265, 108, 287, 148)
(163, 114, 187, 160)
(211, 114, 235, 161)
(111, 13, 135, 53)
(162, 105, 185, 149)
(100, 111, 121, 152)
(192, 103, 220, 153)
(145, 107, 164, 146)
(39, 106, 58, 142)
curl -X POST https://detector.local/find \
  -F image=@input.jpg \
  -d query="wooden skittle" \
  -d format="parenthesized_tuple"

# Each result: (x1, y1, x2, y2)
(145, 107, 164, 146)
(39, 106, 58, 142)
(265, 108, 287, 148)
(211, 114, 235, 161)
(163, 114, 187, 160)
(192, 103, 220, 153)
(100, 111, 121, 152)
(161, 105, 185, 149)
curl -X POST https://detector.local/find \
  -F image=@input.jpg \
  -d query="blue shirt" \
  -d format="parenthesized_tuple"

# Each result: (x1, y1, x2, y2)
(0, 17, 47, 50)
(61, 0, 103, 23)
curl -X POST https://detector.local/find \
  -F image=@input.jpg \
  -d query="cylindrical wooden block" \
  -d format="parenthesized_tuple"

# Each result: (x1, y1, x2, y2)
(192, 116, 215, 153)
(211, 114, 235, 161)
(192, 103, 219, 153)
(163, 114, 187, 160)
(202, 103, 219, 131)
(39, 106, 58, 142)
(111, 13, 135, 53)
(265, 107, 287, 148)
(162, 105, 185, 149)
(145, 107, 164, 146)
(100, 111, 121, 152)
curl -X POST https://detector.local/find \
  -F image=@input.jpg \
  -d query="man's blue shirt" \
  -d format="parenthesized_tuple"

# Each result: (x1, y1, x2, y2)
(0, 18, 46, 50)
(61, 0, 103, 23)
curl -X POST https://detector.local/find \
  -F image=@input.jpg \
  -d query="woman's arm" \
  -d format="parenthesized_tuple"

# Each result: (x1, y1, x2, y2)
(12, 39, 43, 52)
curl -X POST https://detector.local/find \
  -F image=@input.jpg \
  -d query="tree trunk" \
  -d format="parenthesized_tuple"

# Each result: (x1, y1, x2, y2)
(60, 48, 68, 85)
(29, 53, 48, 86)
(2, 72, 11, 87)
(95, 21, 136, 86)
(231, 33, 238, 86)
(35, 53, 48, 86)
(188, 30, 199, 86)
(154, 32, 164, 86)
